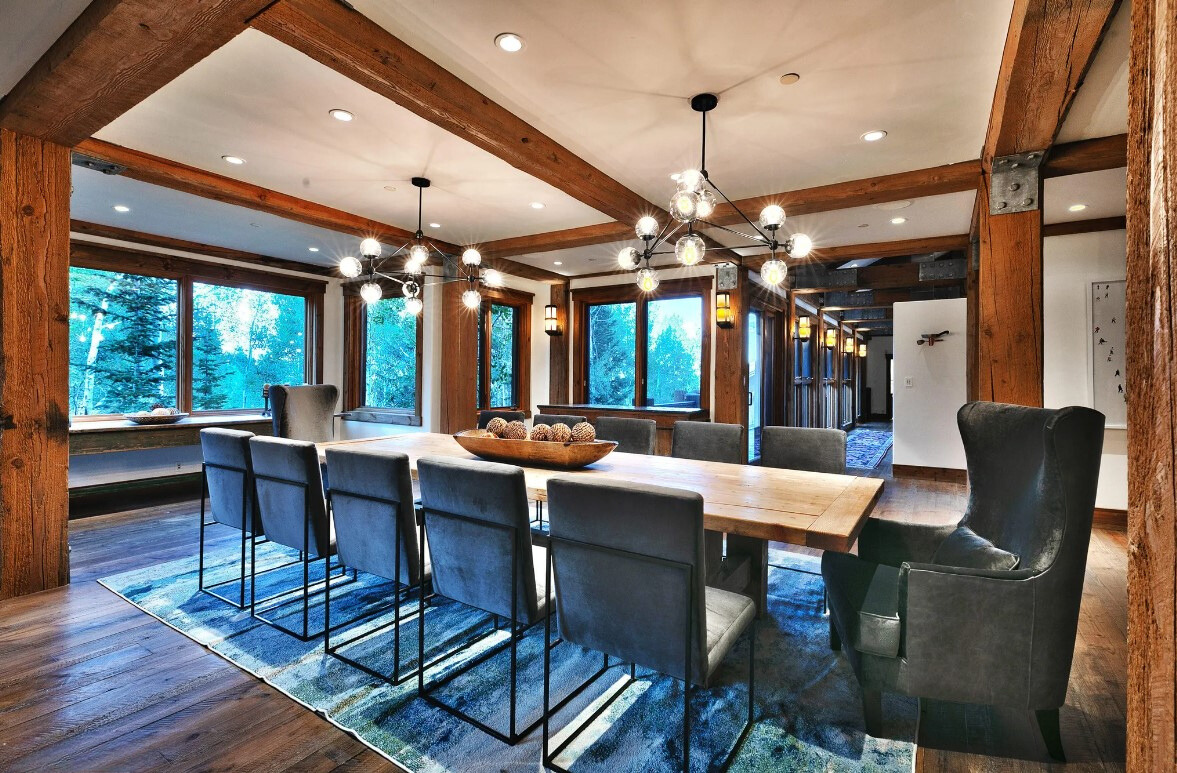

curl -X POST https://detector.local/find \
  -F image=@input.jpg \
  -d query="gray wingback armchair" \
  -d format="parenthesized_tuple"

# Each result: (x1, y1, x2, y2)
(821, 402, 1104, 762)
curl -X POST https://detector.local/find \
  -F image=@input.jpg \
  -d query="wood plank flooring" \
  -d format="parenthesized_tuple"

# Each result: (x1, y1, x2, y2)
(0, 451, 1126, 771)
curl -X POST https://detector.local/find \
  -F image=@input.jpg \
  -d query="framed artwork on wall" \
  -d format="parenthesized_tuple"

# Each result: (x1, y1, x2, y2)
(1088, 279, 1126, 428)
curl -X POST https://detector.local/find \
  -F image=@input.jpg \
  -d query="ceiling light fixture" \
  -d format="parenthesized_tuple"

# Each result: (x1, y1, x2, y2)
(860, 130, 887, 142)
(1068, 203, 1088, 212)
(779, 73, 801, 86)
(554, 261, 563, 266)
(495, 32, 524, 52)
(429, 222, 441, 228)
(890, 217, 907, 224)
(222, 155, 245, 165)
(308, 247, 320, 252)
(619, 93, 813, 292)
(112, 204, 130, 213)
(329, 108, 354, 122)
(530, 202, 545, 209)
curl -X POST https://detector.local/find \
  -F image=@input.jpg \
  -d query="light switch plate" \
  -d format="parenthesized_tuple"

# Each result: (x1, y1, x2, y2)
(904, 376, 914, 388)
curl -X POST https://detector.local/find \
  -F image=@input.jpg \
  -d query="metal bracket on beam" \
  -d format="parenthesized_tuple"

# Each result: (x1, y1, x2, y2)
(989, 151, 1043, 214)
(716, 262, 739, 292)
(918, 257, 967, 282)
(794, 266, 858, 290)
(71, 152, 125, 176)
(825, 291, 875, 307)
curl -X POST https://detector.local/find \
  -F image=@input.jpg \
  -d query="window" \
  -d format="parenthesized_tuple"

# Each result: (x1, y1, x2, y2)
(475, 289, 531, 411)
(69, 266, 179, 416)
(575, 279, 711, 409)
(364, 297, 419, 411)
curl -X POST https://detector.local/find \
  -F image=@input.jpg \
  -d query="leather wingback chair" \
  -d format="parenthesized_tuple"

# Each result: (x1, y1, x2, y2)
(271, 384, 338, 442)
(821, 402, 1104, 761)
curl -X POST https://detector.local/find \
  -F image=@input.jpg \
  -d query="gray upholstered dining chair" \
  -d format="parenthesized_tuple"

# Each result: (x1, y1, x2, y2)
(323, 447, 429, 683)
(414, 455, 551, 745)
(821, 402, 1104, 762)
(595, 416, 657, 455)
(270, 384, 338, 442)
(533, 412, 587, 428)
(477, 409, 525, 429)
(543, 476, 756, 771)
(760, 426, 846, 474)
(672, 421, 743, 464)
(248, 436, 341, 641)
(198, 428, 264, 608)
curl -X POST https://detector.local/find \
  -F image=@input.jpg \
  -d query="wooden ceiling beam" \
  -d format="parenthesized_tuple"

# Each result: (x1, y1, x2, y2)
(791, 262, 963, 294)
(0, 0, 273, 147)
(1043, 133, 1127, 176)
(1042, 215, 1126, 237)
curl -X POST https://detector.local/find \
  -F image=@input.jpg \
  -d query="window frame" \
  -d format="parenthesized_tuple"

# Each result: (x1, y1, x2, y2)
(572, 277, 712, 410)
(476, 286, 532, 412)
(69, 241, 326, 421)
(341, 278, 425, 423)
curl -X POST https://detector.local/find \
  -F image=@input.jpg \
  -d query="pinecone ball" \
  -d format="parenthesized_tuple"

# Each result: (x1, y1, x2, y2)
(549, 423, 573, 443)
(571, 421, 596, 442)
(530, 423, 551, 442)
(486, 417, 508, 437)
(503, 420, 528, 440)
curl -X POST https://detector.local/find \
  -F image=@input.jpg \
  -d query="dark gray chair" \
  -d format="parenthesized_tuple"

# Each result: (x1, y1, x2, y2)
(595, 416, 657, 455)
(248, 436, 340, 641)
(533, 412, 587, 428)
(760, 426, 846, 474)
(198, 428, 263, 608)
(543, 477, 756, 771)
(672, 421, 743, 464)
(821, 402, 1104, 762)
(271, 384, 338, 442)
(478, 409, 525, 429)
(323, 447, 430, 683)
(415, 456, 552, 744)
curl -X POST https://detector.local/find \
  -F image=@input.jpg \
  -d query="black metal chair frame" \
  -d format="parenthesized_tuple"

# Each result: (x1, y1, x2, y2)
(541, 536, 756, 772)
(249, 471, 355, 641)
(416, 506, 607, 745)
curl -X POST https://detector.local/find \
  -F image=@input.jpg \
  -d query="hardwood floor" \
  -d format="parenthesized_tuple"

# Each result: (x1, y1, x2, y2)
(0, 458, 1126, 771)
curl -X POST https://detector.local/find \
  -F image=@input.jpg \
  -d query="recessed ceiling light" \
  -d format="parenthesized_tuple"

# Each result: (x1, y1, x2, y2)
(779, 72, 801, 86)
(495, 33, 524, 53)
(554, 261, 563, 266)
(222, 155, 245, 165)
(890, 217, 907, 224)
(308, 247, 320, 252)
(875, 200, 913, 211)
(249, 223, 261, 228)
(530, 202, 545, 209)
(861, 130, 887, 142)
(328, 108, 354, 122)
(429, 222, 441, 228)
(1068, 203, 1088, 212)
(112, 204, 130, 213)
(858, 223, 870, 228)
(383, 185, 397, 193)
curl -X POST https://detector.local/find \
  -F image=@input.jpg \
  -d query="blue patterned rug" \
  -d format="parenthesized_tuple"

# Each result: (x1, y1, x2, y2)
(98, 535, 916, 771)
(846, 428, 894, 470)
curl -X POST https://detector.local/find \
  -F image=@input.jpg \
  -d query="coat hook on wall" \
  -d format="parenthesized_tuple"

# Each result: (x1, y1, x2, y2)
(916, 330, 950, 347)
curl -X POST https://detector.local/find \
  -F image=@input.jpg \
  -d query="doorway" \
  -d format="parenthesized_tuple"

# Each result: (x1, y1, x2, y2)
(747, 306, 780, 462)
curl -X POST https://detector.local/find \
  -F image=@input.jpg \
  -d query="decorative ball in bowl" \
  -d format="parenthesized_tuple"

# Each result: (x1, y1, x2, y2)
(453, 421, 615, 470)
(125, 406, 188, 425)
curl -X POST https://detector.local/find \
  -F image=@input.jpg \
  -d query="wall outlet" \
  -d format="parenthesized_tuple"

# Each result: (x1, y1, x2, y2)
(904, 376, 914, 388)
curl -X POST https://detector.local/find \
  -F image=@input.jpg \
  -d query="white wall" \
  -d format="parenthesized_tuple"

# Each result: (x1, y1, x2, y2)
(866, 336, 893, 416)
(892, 298, 968, 470)
(1044, 229, 1128, 510)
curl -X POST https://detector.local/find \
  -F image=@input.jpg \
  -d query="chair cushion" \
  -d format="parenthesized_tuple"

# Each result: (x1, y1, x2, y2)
(931, 526, 1019, 571)
(821, 552, 902, 658)
(703, 586, 756, 679)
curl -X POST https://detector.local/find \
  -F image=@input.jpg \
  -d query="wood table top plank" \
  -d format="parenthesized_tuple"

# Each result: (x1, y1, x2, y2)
(318, 432, 883, 552)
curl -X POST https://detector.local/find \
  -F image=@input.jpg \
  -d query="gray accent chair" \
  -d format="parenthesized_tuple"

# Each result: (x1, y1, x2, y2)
(533, 412, 587, 428)
(672, 421, 743, 463)
(543, 477, 756, 771)
(595, 416, 657, 455)
(323, 447, 430, 683)
(760, 426, 847, 474)
(821, 402, 1104, 761)
(477, 409, 525, 429)
(248, 436, 340, 641)
(414, 455, 552, 744)
(271, 384, 338, 442)
(198, 428, 263, 608)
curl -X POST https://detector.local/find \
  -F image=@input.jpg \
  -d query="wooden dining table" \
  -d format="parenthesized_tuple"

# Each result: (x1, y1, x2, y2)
(317, 432, 884, 614)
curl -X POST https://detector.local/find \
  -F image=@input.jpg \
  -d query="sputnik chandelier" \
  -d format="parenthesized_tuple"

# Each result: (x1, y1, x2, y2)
(338, 177, 498, 312)
(618, 93, 813, 291)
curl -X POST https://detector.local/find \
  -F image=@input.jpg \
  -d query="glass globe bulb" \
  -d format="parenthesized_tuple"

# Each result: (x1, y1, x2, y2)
(678, 168, 704, 191)
(636, 216, 659, 239)
(483, 268, 504, 287)
(404, 258, 424, 275)
(617, 246, 640, 271)
(675, 234, 706, 267)
(360, 238, 382, 258)
(462, 247, 481, 266)
(758, 204, 786, 230)
(404, 296, 423, 316)
(695, 189, 717, 219)
(636, 268, 660, 293)
(339, 256, 363, 278)
(462, 288, 482, 309)
(788, 233, 813, 259)
(360, 282, 383, 304)
(670, 189, 699, 223)
(409, 243, 429, 264)
(760, 258, 788, 287)
(401, 280, 420, 298)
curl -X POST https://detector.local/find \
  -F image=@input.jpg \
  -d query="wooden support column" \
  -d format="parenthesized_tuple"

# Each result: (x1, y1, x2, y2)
(713, 269, 748, 434)
(548, 282, 570, 404)
(1126, 0, 1177, 767)
(439, 280, 478, 434)
(0, 129, 71, 598)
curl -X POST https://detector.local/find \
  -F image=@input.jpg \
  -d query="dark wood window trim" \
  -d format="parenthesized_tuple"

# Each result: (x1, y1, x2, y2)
(477, 285, 533, 412)
(69, 240, 327, 421)
(341, 278, 424, 425)
(571, 277, 713, 410)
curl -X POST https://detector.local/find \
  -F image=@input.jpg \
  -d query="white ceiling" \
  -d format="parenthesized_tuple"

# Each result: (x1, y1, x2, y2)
(0, 0, 90, 98)
(1044, 168, 1126, 223)
(1056, 0, 1129, 143)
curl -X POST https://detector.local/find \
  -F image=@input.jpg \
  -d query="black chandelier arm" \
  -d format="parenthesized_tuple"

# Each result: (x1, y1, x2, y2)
(695, 218, 771, 245)
(702, 177, 772, 243)
(647, 219, 687, 255)
(700, 107, 707, 173)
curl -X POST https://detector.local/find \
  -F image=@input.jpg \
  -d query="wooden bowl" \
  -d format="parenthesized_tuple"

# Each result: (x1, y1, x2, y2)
(124, 412, 188, 425)
(453, 429, 617, 469)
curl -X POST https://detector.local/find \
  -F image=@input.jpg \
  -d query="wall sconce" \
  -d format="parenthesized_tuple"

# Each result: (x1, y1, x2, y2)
(843, 336, 856, 355)
(858, 342, 868, 358)
(796, 315, 811, 339)
(824, 328, 838, 349)
(544, 304, 561, 336)
(715, 291, 734, 329)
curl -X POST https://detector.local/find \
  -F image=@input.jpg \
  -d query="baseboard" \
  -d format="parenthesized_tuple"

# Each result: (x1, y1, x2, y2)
(69, 473, 202, 519)
(1092, 507, 1127, 532)
(892, 464, 968, 484)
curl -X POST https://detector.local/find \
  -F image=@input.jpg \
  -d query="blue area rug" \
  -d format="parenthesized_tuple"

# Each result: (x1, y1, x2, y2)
(846, 428, 894, 470)
(98, 535, 916, 772)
